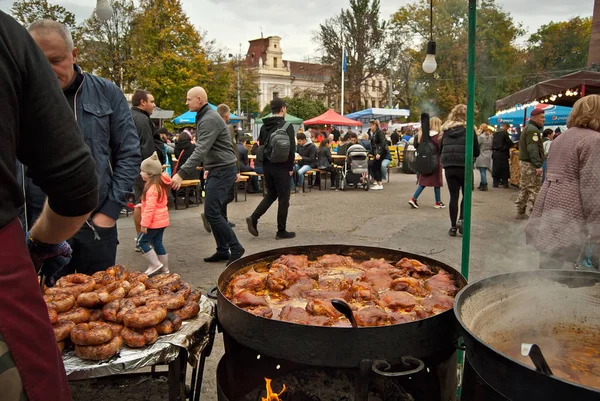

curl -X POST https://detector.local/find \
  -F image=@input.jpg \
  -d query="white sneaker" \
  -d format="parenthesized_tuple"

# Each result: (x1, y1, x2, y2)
(371, 184, 383, 190)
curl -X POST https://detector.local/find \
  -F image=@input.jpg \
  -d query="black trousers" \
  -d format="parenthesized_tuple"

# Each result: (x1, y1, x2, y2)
(220, 181, 235, 221)
(62, 221, 119, 276)
(321, 166, 339, 186)
(371, 158, 383, 182)
(252, 164, 291, 232)
(444, 167, 465, 228)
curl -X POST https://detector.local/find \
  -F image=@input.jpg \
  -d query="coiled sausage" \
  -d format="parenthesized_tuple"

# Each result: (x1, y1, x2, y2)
(48, 308, 59, 324)
(70, 322, 114, 346)
(89, 309, 103, 321)
(188, 290, 202, 303)
(156, 312, 183, 335)
(102, 299, 136, 323)
(123, 306, 167, 329)
(127, 282, 146, 297)
(53, 320, 76, 342)
(173, 300, 200, 320)
(146, 293, 186, 310)
(58, 307, 91, 324)
(44, 293, 76, 313)
(145, 273, 180, 290)
(52, 273, 95, 296)
(121, 327, 158, 348)
(128, 289, 160, 306)
(75, 335, 122, 361)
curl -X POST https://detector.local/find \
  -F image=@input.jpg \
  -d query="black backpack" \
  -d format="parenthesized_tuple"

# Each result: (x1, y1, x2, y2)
(414, 113, 438, 176)
(257, 122, 291, 163)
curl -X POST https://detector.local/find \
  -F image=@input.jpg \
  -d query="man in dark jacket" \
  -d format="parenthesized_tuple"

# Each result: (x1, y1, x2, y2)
(0, 12, 99, 399)
(246, 98, 296, 239)
(492, 122, 513, 188)
(294, 132, 318, 190)
(172, 87, 244, 264)
(26, 19, 141, 275)
(515, 108, 545, 219)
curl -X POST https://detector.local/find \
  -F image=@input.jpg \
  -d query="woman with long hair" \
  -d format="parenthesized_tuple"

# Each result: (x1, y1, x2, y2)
(317, 138, 339, 189)
(526, 95, 600, 269)
(439, 105, 480, 236)
(474, 124, 493, 191)
(369, 119, 389, 190)
(408, 117, 445, 209)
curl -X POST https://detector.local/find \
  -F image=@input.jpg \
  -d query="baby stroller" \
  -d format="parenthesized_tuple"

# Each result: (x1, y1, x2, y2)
(340, 144, 370, 191)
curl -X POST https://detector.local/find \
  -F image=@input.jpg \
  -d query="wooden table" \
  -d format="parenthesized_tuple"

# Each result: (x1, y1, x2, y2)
(248, 155, 302, 162)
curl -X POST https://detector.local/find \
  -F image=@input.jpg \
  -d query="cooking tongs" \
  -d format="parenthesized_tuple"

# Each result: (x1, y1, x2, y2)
(521, 343, 554, 376)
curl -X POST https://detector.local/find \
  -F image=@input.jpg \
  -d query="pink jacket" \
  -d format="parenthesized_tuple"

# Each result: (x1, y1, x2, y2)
(141, 173, 171, 229)
(526, 127, 600, 259)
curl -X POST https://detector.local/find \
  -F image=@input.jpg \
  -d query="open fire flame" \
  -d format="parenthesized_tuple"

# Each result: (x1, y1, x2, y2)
(261, 377, 286, 401)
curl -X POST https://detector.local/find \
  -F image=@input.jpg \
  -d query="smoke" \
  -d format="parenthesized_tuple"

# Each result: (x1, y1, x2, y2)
(418, 99, 442, 119)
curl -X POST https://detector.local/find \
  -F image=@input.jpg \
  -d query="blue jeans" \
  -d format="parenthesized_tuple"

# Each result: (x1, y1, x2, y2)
(139, 228, 166, 255)
(478, 167, 488, 185)
(413, 185, 441, 203)
(381, 158, 391, 180)
(292, 164, 312, 188)
(204, 166, 242, 254)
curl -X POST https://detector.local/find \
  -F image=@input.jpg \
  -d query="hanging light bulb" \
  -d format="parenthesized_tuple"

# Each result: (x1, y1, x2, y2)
(422, 40, 437, 74)
(558, 93, 563, 97)
(96, 0, 113, 21)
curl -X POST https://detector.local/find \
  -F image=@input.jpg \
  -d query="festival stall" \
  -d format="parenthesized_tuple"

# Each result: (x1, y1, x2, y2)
(252, 113, 304, 140)
(303, 109, 362, 127)
(172, 103, 242, 125)
(488, 104, 572, 127)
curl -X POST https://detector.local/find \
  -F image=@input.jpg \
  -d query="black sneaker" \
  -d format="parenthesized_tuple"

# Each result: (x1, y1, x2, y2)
(457, 219, 464, 234)
(448, 228, 457, 237)
(276, 231, 296, 240)
(204, 252, 230, 262)
(246, 217, 258, 237)
(228, 221, 236, 228)
(227, 246, 246, 265)
(201, 213, 211, 233)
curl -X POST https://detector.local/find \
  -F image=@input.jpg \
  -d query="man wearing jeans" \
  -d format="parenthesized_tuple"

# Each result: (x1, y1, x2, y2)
(172, 87, 244, 264)
(293, 133, 318, 190)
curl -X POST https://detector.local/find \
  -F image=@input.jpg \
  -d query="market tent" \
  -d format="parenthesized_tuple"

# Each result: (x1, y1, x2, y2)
(172, 103, 241, 124)
(344, 107, 410, 122)
(488, 104, 572, 126)
(495, 70, 600, 111)
(303, 109, 362, 126)
(254, 113, 303, 124)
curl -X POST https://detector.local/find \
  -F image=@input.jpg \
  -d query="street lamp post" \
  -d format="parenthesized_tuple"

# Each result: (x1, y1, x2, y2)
(229, 44, 242, 118)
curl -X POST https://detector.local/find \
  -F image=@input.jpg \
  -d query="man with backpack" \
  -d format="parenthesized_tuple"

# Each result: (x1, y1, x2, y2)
(293, 133, 318, 190)
(246, 98, 296, 239)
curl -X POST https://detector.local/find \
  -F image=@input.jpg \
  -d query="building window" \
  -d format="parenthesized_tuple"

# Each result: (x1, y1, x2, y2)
(372, 80, 375, 91)
(274, 44, 277, 49)
(273, 57, 278, 68)
(273, 92, 279, 99)
(372, 98, 376, 108)
(379, 81, 383, 91)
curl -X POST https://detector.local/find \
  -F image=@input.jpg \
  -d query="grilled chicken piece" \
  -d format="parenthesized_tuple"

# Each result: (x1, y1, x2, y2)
(424, 269, 458, 296)
(359, 268, 396, 291)
(396, 258, 433, 276)
(318, 277, 352, 291)
(248, 306, 273, 318)
(390, 277, 429, 296)
(225, 269, 267, 298)
(421, 292, 454, 312)
(232, 290, 268, 307)
(351, 281, 379, 302)
(354, 306, 391, 327)
(378, 291, 417, 309)
(313, 254, 356, 268)
(305, 289, 352, 302)
(412, 305, 434, 319)
(279, 306, 332, 326)
(360, 258, 395, 270)
(295, 266, 320, 280)
(266, 263, 300, 292)
(306, 299, 342, 319)
(389, 311, 415, 324)
(273, 254, 309, 270)
(283, 278, 317, 298)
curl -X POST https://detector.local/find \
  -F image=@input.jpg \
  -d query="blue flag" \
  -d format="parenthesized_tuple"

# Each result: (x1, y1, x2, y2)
(342, 49, 347, 72)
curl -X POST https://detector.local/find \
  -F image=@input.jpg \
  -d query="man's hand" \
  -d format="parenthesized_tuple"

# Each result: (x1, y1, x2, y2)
(204, 170, 209, 180)
(140, 226, 148, 234)
(171, 173, 183, 190)
(535, 168, 543, 176)
(375, 154, 381, 160)
(26, 232, 72, 287)
(92, 213, 116, 228)
(235, 173, 241, 182)
(289, 171, 293, 176)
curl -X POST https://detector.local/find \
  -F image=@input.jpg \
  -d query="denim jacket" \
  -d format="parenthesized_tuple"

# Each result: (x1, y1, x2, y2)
(20, 66, 141, 226)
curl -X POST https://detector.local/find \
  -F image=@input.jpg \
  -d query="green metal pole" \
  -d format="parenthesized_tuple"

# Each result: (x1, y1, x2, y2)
(458, 2, 476, 399)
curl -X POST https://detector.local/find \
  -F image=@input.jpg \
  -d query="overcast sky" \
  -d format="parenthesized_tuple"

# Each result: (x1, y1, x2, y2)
(0, 0, 594, 60)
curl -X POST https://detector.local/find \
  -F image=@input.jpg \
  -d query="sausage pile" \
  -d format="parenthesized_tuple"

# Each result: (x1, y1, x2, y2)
(44, 265, 202, 361)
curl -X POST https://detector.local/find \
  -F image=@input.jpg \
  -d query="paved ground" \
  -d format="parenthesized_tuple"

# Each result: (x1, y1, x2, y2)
(72, 169, 540, 400)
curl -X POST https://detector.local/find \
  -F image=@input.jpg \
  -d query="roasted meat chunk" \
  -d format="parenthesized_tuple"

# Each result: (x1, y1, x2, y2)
(389, 311, 415, 324)
(351, 282, 379, 302)
(283, 278, 317, 298)
(421, 292, 454, 312)
(225, 269, 267, 298)
(424, 270, 458, 296)
(378, 291, 417, 309)
(390, 277, 429, 296)
(306, 299, 342, 319)
(354, 306, 391, 327)
(313, 254, 356, 268)
(305, 289, 351, 302)
(248, 306, 273, 318)
(318, 277, 352, 291)
(267, 263, 300, 292)
(359, 268, 396, 291)
(396, 258, 433, 276)
(279, 306, 332, 326)
(273, 254, 309, 270)
(232, 290, 268, 307)
(360, 258, 395, 270)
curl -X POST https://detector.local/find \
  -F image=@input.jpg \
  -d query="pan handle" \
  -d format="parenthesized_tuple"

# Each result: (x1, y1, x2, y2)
(207, 285, 218, 299)
(371, 356, 425, 377)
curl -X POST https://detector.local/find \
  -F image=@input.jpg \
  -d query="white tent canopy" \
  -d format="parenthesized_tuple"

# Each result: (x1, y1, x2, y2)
(345, 107, 410, 123)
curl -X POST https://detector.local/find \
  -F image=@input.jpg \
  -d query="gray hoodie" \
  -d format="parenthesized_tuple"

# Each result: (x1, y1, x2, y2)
(178, 104, 237, 178)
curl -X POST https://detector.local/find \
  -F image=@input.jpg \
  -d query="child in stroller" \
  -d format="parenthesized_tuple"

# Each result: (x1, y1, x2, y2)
(340, 144, 370, 191)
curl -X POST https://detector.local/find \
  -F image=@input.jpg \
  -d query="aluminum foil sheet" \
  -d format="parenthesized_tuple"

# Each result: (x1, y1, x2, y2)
(64, 296, 215, 380)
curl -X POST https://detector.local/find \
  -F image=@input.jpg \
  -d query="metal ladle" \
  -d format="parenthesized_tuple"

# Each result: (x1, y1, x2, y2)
(331, 299, 358, 328)
(521, 343, 554, 376)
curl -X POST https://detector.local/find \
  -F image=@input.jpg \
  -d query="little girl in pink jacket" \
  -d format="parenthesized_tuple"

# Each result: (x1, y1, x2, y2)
(138, 152, 172, 275)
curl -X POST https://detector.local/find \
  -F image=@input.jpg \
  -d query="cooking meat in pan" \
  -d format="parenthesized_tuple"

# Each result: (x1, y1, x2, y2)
(223, 254, 460, 327)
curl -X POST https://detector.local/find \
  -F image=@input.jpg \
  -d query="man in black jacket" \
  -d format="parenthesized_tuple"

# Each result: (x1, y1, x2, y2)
(492, 122, 513, 188)
(246, 98, 296, 239)
(294, 133, 318, 190)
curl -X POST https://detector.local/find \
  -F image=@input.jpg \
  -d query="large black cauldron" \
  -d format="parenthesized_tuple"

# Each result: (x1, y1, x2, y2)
(217, 244, 466, 368)
(455, 269, 600, 401)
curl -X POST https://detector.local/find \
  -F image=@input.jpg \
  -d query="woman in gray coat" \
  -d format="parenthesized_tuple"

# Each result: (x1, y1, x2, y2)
(526, 95, 600, 270)
(474, 124, 493, 191)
